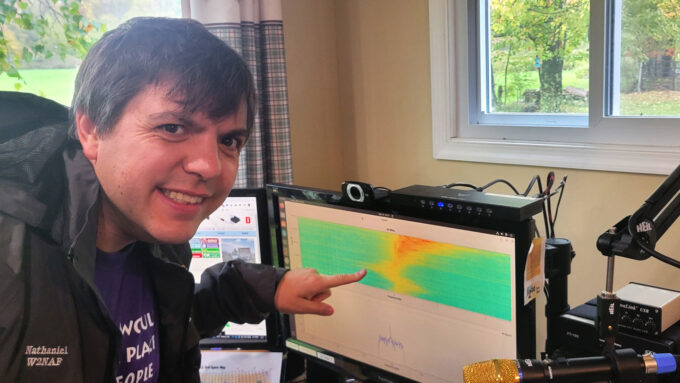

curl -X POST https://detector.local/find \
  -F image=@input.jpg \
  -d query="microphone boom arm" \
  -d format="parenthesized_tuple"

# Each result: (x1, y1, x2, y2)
(597, 163, 680, 262)
(593, 163, 680, 353)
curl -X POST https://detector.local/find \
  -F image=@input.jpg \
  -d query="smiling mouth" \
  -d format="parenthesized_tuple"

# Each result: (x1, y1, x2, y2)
(161, 189, 205, 205)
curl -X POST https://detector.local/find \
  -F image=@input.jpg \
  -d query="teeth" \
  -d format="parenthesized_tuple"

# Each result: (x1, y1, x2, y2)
(162, 190, 204, 205)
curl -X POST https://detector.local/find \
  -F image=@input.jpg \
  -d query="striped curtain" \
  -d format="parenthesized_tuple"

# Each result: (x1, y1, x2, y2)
(187, 0, 293, 187)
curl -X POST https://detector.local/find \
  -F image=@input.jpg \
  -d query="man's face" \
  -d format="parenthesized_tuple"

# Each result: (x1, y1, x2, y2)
(81, 83, 248, 250)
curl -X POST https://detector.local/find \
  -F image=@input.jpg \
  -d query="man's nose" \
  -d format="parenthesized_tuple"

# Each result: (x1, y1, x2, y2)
(183, 137, 222, 180)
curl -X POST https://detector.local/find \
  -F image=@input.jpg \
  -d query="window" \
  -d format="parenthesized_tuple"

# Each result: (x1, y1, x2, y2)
(608, 0, 680, 117)
(475, 0, 589, 127)
(430, 0, 680, 174)
(0, 0, 182, 106)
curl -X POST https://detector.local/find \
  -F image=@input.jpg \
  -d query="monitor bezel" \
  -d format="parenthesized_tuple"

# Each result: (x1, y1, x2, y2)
(267, 183, 536, 382)
(196, 188, 282, 351)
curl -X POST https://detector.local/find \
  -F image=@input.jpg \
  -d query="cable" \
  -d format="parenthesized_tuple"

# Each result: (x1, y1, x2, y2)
(525, 173, 566, 238)
(552, 175, 568, 230)
(373, 186, 392, 193)
(547, 185, 563, 198)
(534, 176, 552, 239)
(442, 182, 479, 190)
(443, 174, 564, 239)
(477, 179, 521, 195)
(628, 207, 680, 269)
(522, 175, 540, 196)
(544, 172, 556, 238)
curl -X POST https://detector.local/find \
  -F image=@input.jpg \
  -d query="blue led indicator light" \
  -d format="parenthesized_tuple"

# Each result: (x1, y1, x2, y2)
(437, 202, 444, 207)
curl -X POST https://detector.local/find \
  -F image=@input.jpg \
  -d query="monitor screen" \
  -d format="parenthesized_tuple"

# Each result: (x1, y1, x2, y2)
(270, 185, 535, 383)
(189, 188, 275, 348)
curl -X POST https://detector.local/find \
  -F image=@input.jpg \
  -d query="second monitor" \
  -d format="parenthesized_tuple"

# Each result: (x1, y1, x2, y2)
(188, 188, 278, 349)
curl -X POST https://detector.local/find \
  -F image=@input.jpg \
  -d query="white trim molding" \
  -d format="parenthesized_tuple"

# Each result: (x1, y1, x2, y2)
(434, 138, 680, 175)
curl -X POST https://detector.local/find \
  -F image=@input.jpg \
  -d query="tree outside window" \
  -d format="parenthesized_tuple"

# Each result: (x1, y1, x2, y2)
(0, 0, 181, 106)
(485, 0, 680, 117)
(613, 0, 680, 116)
(488, 0, 590, 114)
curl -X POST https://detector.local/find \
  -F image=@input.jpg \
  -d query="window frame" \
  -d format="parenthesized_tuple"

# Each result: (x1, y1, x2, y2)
(429, 0, 680, 175)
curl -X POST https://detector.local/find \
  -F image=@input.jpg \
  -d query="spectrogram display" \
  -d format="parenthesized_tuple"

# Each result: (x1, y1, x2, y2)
(298, 217, 512, 320)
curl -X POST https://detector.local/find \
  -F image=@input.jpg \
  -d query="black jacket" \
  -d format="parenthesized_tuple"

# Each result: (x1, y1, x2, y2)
(0, 92, 285, 382)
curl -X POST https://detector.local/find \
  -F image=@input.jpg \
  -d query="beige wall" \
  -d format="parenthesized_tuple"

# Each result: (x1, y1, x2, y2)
(282, 0, 344, 189)
(283, 0, 680, 356)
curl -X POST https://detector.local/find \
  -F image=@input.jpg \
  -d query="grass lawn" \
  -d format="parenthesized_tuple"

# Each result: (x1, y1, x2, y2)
(619, 90, 680, 116)
(492, 67, 680, 115)
(498, 89, 680, 115)
(0, 68, 77, 106)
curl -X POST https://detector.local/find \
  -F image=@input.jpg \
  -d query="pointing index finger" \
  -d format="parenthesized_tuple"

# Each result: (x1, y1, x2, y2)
(322, 269, 367, 288)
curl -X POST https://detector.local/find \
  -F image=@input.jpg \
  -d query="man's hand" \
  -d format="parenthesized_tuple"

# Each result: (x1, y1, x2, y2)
(274, 268, 367, 316)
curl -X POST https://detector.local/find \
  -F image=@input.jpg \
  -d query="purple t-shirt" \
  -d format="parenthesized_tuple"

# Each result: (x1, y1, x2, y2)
(94, 244, 160, 383)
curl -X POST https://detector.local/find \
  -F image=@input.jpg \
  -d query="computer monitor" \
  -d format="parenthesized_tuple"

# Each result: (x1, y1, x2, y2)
(188, 188, 278, 349)
(268, 184, 536, 383)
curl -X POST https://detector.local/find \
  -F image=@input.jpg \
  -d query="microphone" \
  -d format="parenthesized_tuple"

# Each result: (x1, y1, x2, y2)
(462, 348, 679, 383)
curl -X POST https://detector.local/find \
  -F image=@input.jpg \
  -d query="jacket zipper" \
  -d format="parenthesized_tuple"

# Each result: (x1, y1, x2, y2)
(66, 191, 98, 261)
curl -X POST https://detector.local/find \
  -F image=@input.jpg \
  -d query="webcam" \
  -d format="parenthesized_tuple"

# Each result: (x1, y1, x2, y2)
(341, 181, 389, 206)
(343, 182, 371, 203)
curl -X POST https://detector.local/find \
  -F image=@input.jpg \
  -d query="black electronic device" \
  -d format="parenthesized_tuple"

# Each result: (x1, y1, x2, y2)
(268, 183, 538, 383)
(389, 184, 543, 222)
(616, 283, 680, 337)
(544, 238, 576, 356)
(557, 298, 680, 357)
(188, 188, 281, 350)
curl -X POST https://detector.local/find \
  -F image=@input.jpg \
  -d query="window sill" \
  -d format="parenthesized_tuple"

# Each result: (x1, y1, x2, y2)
(433, 137, 680, 175)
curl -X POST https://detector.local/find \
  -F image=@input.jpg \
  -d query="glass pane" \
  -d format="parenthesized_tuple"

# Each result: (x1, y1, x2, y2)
(486, 0, 590, 115)
(0, 0, 182, 106)
(612, 0, 680, 116)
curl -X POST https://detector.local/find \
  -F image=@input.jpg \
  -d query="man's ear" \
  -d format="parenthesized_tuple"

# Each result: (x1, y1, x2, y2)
(76, 112, 100, 162)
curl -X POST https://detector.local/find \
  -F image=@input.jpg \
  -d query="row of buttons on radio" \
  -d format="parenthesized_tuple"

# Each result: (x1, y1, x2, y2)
(419, 199, 493, 215)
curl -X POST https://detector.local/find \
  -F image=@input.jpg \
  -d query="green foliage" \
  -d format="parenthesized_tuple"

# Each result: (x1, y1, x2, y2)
(622, 0, 680, 61)
(490, 0, 590, 112)
(620, 0, 680, 93)
(491, 0, 589, 62)
(0, 0, 102, 89)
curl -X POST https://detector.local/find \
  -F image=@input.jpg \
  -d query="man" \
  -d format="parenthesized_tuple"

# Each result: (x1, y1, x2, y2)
(0, 17, 365, 382)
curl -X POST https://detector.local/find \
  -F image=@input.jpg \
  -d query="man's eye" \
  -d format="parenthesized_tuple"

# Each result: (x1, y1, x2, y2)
(159, 124, 184, 134)
(222, 136, 243, 150)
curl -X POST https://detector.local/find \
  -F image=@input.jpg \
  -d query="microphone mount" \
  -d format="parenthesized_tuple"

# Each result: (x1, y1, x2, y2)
(597, 163, 680, 263)
(595, 163, 680, 352)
